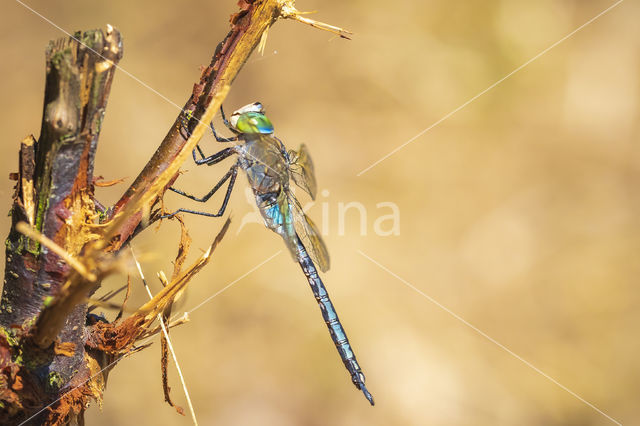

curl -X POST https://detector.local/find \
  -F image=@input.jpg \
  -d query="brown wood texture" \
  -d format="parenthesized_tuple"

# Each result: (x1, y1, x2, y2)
(0, 26, 122, 424)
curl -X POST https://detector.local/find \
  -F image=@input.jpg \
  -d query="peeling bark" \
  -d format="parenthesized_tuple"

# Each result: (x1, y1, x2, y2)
(0, 26, 122, 425)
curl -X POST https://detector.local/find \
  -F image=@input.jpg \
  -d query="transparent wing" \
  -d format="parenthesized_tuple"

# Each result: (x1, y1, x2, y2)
(243, 134, 288, 178)
(288, 193, 330, 272)
(260, 191, 301, 263)
(288, 144, 317, 200)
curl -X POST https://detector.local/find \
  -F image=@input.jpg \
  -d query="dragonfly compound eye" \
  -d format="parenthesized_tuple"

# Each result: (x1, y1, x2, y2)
(235, 111, 274, 134)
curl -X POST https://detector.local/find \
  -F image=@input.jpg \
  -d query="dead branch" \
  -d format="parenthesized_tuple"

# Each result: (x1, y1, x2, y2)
(0, 1, 351, 423)
(0, 25, 122, 424)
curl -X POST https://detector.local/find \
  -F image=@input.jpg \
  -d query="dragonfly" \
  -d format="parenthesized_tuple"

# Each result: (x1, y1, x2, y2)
(165, 102, 374, 405)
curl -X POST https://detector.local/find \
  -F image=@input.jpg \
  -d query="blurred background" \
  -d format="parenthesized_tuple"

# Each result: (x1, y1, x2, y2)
(1, 0, 639, 424)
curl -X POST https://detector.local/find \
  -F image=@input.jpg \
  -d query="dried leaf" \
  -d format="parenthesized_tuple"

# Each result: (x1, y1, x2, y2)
(161, 337, 184, 415)
(171, 217, 192, 281)
(94, 176, 127, 187)
(160, 216, 192, 411)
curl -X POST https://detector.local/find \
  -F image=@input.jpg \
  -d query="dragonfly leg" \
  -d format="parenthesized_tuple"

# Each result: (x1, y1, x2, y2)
(190, 146, 236, 166)
(162, 163, 238, 219)
(220, 105, 234, 131)
(193, 145, 207, 162)
(209, 122, 237, 143)
(209, 106, 239, 142)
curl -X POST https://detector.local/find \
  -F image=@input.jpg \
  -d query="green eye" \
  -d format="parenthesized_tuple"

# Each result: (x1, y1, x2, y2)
(235, 112, 274, 134)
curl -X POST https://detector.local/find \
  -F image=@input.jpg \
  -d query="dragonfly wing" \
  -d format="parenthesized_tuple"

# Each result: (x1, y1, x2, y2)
(289, 144, 318, 200)
(288, 194, 330, 272)
(242, 134, 288, 180)
(260, 191, 300, 262)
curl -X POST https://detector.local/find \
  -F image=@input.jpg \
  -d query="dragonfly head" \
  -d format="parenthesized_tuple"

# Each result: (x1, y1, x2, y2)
(230, 102, 274, 135)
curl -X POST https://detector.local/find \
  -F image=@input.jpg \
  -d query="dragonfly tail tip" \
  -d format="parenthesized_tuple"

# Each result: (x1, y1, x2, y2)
(360, 384, 375, 406)
(352, 372, 374, 405)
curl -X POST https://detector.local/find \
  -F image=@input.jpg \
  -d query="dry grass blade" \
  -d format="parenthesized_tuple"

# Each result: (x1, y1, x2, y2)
(280, 2, 353, 39)
(135, 218, 231, 321)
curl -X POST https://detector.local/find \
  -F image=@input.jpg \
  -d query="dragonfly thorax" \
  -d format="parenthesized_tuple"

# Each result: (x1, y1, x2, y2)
(238, 136, 290, 196)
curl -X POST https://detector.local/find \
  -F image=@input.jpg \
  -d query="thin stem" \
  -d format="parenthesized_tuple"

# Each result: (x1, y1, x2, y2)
(130, 246, 198, 426)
